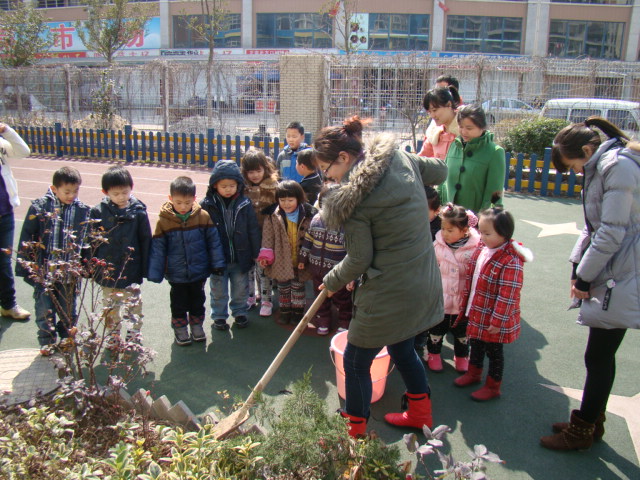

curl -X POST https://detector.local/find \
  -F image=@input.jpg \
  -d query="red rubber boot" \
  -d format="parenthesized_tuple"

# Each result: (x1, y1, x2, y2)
(453, 364, 483, 387)
(339, 411, 367, 438)
(471, 376, 502, 401)
(384, 392, 433, 429)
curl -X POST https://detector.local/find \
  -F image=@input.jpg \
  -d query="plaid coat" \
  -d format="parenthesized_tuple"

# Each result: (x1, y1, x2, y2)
(458, 240, 525, 344)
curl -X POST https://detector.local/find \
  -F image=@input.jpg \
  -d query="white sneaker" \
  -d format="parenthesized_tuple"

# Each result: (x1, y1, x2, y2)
(259, 301, 273, 317)
(1, 304, 31, 320)
(317, 326, 329, 335)
(246, 295, 257, 309)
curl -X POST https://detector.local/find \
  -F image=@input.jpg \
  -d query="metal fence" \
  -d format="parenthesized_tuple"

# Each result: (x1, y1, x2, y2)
(326, 54, 640, 147)
(2, 55, 639, 145)
(1, 61, 282, 137)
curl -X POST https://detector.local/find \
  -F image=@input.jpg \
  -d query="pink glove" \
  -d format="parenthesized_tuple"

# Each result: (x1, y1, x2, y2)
(257, 248, 275, 265)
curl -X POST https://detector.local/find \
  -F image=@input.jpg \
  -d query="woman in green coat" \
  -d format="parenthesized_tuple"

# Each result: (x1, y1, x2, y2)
(314, 117, 448, 437)
(442, 105, 506, 213)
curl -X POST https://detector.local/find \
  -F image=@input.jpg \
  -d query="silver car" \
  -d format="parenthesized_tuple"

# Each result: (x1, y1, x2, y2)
(481, 98, 539, 125)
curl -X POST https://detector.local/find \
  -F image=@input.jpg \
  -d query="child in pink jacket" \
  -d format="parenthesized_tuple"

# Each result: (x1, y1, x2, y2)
(426, 203, 480, 373)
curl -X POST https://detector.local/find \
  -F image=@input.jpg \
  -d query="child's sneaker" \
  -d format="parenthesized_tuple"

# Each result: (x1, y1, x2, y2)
(247, 295, 257, 309)
(190, 323, 206, 342)
(213, 318, 229, 330)
(454, 356, 469, 373)
(106, 333, 121, 351)
(174, 326, 192, 346)
(427, 353, 444, 372)
(125, 329, 141, 344)
(259, 301, 273, 317)
(317, 326, 329, 335)
(235, 316, 249, 329)
(40, 344, 56, 356)
(337, 326, 348, 333)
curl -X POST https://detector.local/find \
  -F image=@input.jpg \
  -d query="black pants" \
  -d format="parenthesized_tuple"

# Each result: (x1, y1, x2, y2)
(579, 327, 626, 423)
(469, 339, 504, 381)
(426, 314, 469, 357)
(169, 280, 206, 327)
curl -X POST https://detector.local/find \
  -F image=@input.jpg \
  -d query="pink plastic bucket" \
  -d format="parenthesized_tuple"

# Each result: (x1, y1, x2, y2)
(329, 331, 391, 403)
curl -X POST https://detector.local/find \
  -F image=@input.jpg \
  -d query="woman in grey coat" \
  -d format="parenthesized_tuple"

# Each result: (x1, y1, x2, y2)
(540, 117, 640, 451)
(314, 117, 447, 437)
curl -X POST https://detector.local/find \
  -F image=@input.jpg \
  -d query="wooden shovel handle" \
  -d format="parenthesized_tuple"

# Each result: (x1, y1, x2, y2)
(238, 289, 329, 415)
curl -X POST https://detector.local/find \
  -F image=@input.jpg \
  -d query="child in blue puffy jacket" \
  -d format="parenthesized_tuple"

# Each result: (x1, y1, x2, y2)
(148, 176, 225, 346)
(201, 160, 261, 331)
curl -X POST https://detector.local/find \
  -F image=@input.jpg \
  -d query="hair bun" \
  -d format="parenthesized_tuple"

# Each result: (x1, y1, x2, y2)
(343, 116, 364, 137)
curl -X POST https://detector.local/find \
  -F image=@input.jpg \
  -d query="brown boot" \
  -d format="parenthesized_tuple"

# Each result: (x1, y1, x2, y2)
(540, 410, 595, 451)
(552, 412, 605, 441)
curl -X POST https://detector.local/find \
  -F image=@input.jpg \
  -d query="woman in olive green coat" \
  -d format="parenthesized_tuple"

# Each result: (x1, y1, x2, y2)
(314, 117, 447, 437)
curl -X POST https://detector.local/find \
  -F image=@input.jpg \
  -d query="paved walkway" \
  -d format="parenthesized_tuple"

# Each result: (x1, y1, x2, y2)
(1, 156, 639, 480)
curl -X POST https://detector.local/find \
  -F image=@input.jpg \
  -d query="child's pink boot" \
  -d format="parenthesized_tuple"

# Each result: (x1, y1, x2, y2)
(427, 353, 443, 372)
(454, 356, 469, 373)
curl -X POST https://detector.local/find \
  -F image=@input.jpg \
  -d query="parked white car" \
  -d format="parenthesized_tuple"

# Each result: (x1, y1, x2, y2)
(540, 98, 640, 137)
(481, 98, 539, 124)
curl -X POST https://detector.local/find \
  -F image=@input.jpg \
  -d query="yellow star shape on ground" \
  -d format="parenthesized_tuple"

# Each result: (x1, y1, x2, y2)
(542, 384, 640, 463)
(522, 220, 582, 238)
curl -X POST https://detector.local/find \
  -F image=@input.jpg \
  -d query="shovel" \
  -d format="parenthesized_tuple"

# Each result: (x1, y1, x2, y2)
(211, 289, 329, 439)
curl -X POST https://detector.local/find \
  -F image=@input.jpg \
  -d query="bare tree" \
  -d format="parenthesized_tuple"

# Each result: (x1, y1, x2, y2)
(323, 0, 361, 55)
(74, 0, 152, 64)
(0, 0, 53, 67)
(179, 0, 229, 127)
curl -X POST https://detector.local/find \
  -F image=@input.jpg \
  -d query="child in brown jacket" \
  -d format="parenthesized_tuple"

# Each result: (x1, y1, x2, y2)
(241, 148, 278, 316)
(258, 180, 316, 325)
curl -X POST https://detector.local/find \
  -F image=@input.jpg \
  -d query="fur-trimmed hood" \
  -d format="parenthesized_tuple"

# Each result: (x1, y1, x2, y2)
(321, 133, 398, 229)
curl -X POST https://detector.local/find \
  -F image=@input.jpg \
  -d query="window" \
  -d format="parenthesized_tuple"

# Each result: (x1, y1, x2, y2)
(37, 0, 83, 6)
(446, 16, 522, 54)
(173, 14, 241, 48)
(256, 13, 333, 48)
(368, 14, 429, 51)
(569, 108, 602, 122)
(548, 20, 624, 60)
(544, 108, 569, 119)
(609, 110, 639, 132)
(551, 0, 631, 4)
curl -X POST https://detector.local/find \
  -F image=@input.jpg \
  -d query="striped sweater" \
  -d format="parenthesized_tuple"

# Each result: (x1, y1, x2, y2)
(299, 213, 347, 280)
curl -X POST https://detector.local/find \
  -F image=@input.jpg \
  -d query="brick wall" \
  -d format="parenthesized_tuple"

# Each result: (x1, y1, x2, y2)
(279, 55, 328, 138)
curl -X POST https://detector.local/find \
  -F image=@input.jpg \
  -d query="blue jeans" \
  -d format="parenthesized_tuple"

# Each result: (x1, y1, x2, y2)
(210, 263, 249, 319)
(344, 336, 430, 419)
(0, 212, 17, 310)
(34, 284, 78, 346)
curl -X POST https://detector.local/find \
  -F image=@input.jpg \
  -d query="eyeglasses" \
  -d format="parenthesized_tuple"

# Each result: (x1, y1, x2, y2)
(322, 158, 337, 177)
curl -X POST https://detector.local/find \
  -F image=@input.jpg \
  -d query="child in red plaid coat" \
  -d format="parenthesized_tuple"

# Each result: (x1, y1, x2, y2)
(453, 207, 532, 401)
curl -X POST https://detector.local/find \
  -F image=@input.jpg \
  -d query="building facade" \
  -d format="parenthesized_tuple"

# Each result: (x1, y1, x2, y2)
(1, 0, 638, 62)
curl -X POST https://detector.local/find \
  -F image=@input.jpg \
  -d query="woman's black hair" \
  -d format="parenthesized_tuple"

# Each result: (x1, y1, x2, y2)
(313, 116, 365, 164)
(276, 179, 306, 204)
(479, 207, 515, 241)
(456, 104, 487, 130)
(424, 185, 441, 212)
(422, 86, 461, 111)
(551, 116, 629, 173)
(440, 203, 469, 230)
